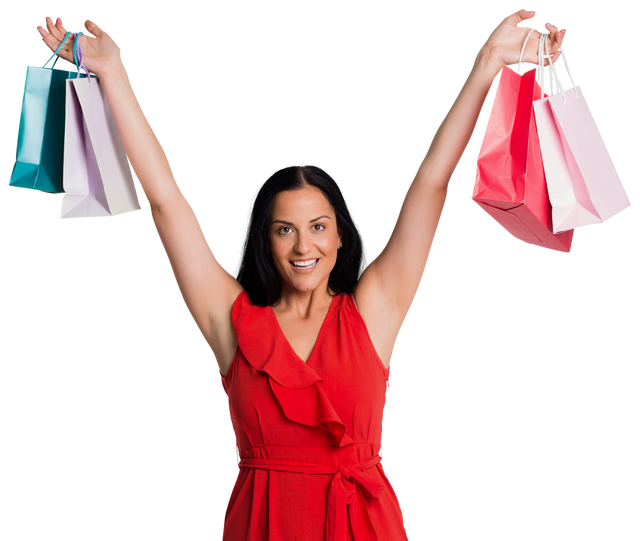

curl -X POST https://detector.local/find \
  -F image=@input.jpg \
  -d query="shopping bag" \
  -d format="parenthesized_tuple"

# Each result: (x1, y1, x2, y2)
(472, 29, 573, 252)
(61, 35, 140, 218)
(532, 35, 631, 233)
(9, 32, 89, 193)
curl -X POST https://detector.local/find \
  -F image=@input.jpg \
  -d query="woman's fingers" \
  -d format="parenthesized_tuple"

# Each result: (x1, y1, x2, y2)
(545, 23, 566, 53)
(38, 23, 59, 52)
(45, 17, 63, 41)
(540, 22, 566, 66)
(38, 17, 75, 61)
(36, 15, 62, 50)
(55, 17, 69, 37)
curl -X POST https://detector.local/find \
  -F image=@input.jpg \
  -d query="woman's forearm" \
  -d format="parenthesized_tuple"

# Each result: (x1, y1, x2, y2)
(99, 61, 180, 209)
(415, 45, 502, 189)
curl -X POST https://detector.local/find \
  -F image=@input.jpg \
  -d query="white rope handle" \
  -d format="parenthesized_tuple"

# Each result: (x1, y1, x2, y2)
(517, 28, 537, 75)
(538, 31, 578, 105)
(516, 26, 555, 98)
(519, 30, 558, 97)
(560, 45, 578, 92)
(538, 33, 557, 96)
(515, 28, 579, 105)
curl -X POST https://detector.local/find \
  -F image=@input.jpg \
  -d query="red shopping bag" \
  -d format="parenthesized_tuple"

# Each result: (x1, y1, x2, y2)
(473, 65, 573, 252)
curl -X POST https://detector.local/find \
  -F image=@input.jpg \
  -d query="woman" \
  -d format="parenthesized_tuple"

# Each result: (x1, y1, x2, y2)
(39, 9, 565, 540)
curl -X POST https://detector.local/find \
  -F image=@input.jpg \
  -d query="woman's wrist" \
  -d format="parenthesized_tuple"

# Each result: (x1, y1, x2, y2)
(474, 44, 503, 79)
(96, 57, 127, 81)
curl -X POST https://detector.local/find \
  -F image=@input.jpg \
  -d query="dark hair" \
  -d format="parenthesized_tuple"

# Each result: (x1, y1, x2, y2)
(237, 165, 364, 307)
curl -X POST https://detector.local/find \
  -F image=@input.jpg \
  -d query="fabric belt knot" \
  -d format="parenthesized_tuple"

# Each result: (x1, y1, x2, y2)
(238, 454, 385, 541)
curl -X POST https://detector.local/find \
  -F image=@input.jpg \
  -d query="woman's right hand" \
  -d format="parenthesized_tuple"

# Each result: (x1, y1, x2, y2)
(37, 17, 122, 78)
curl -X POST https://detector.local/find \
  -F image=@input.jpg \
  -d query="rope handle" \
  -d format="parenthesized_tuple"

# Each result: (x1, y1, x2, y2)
(40, 29, 91, 83)
(516, 28, 537, 75)
(538, 31, 579, 105)
(73, 30, 91, 84)
(517, 29, 578, 105)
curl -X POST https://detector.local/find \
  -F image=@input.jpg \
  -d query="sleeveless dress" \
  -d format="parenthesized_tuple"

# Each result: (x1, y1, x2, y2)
(219, 289, 409, 541)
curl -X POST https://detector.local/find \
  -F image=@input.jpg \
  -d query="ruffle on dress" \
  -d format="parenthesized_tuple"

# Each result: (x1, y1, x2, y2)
(232, 290, 354, 447)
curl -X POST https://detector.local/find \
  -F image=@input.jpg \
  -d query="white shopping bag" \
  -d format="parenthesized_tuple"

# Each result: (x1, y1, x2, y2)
(62, 75, 140, 218)
(532, 34, 630, 233)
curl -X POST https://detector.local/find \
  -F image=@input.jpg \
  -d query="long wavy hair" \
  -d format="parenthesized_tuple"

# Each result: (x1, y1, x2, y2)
(237, 166, 364, 307)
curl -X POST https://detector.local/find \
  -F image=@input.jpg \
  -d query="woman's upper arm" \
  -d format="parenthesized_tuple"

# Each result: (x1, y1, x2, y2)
(150, 195, 244, 369)
(357, 178, 451, 321)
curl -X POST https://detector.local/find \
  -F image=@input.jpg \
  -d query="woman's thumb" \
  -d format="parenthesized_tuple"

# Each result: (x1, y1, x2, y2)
(85, 20, 104, 37)
(512, 6, 538, 23)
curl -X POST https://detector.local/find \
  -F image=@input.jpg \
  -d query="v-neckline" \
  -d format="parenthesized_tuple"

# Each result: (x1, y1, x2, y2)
(268, 293, 338, 366)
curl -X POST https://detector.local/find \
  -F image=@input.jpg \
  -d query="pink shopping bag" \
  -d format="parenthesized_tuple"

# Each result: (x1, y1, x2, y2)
(532, 34, 630, 233)
(472, 29, 573, 252)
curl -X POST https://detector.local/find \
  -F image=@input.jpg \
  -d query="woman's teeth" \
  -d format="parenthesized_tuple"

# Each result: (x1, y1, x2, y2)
(291, 259, 319, 269)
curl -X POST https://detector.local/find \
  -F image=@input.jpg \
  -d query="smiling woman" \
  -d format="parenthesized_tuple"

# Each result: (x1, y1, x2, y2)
(237, 165, 363, 308)
(34, 8, 568, 541)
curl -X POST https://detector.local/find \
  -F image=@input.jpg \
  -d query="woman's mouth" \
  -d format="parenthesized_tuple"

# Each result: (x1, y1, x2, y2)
(290, 258, 319, 271)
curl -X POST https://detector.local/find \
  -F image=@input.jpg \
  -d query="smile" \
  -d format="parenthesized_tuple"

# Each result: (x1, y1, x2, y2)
(290, 258, 319, 270)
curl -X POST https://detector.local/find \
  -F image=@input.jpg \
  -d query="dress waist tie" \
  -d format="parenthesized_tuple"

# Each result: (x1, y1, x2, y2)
(239, 454, 385, 541)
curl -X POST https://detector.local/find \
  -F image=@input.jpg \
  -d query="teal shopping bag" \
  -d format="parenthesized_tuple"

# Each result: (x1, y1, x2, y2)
(9, 32, 89, 193)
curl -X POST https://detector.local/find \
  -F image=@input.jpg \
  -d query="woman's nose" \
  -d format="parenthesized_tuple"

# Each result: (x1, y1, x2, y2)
(296, 234, 311, 250)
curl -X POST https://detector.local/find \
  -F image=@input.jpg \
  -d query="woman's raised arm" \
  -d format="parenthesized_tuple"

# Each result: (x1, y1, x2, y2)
(357, 6, 567, 322)
(36, 15, 242, 371)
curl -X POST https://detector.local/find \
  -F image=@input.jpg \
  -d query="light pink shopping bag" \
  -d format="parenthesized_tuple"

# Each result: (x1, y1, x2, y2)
(62, 75, 140, 218)
(533, 34, 630, 233)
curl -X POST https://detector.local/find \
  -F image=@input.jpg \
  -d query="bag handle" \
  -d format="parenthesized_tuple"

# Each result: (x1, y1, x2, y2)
(73, 30, 91, 84)
(517, 28, 556, 95)
(538, 30, 579, 105)
(516, 28, 537, 75)
(40, 29, 73, 68)
(536, 30, 562, 99)
(40, 29, 91, 83)
(517, 29, 579, 104)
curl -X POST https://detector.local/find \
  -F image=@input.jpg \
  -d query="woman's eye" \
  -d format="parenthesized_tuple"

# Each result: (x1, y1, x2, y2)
(278, 226, 291, 234)
(312, 224, 325, 231)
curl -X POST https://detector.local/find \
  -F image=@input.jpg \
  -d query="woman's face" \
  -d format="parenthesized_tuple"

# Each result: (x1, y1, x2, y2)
(268, 186, 342, 295)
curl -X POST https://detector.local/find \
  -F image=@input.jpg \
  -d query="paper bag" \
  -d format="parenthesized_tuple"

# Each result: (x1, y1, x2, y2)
(532, 35, 630, 233)
(61, 75, 140, 218)
(473, 63, 573, 252)
(9, 32, 82, 193)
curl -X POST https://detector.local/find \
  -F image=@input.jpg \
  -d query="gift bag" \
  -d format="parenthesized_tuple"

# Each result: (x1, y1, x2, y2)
(9, 32, 89, 193)
(61, 35, 140, 218)
(532, 34, 631, 233)
(473, 29, 573, 252)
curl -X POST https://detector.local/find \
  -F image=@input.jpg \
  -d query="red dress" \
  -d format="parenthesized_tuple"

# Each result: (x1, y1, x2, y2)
(220, 289, 409, 540)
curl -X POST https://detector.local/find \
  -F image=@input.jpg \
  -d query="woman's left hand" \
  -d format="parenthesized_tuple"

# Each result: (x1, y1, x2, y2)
(483, 9, 565, 68)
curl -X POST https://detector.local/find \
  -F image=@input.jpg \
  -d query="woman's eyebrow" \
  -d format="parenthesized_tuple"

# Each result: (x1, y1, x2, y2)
(271, 215, 332, 226)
